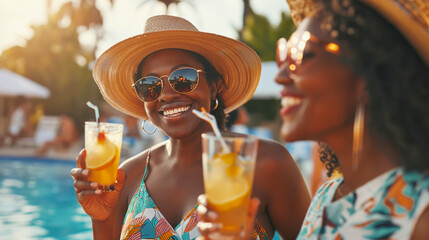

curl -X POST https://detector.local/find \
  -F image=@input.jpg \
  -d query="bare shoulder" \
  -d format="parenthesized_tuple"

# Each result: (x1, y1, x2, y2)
(119, 150, 148, 177)
(120, 141, 167, 178)
(412, 205, 429, 240)
(252, 137, 302, 193)
(255, 137, 294, 167)
(119, 141, 167, 197)
(252, 137, 310, 239)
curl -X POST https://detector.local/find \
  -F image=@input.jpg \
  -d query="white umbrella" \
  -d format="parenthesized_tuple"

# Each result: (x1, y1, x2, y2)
(0, 68, 50, 98)
(252, 61, 280, 99)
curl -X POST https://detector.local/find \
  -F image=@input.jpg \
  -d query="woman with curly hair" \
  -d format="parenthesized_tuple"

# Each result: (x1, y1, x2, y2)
(198, 0, 429, 239)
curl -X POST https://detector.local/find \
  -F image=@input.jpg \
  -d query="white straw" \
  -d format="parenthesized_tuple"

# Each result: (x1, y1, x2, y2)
(192, 109, 230, 153)
(86, 101, 100, 127)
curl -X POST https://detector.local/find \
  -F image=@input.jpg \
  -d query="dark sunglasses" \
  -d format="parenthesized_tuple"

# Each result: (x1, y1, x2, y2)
(132, 67, 204, 102)
(276, 31, 340, 73)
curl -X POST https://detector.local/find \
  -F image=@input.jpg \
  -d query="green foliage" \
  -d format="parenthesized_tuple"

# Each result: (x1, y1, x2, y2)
(238, 10, 296, 134)
(0, 0, 105, 132)
(241, 11, 296, 61)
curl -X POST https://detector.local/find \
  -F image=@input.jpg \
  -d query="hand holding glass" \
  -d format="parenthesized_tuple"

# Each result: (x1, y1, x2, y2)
(85, 122, 123, 191)
(202, 132, 258, 238)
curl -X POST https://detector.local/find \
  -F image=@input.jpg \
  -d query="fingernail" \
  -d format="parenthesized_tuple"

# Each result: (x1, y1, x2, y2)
(198, 195, 207, 205)
(82, 169, 89, 176)
(213, 223, 222, 230)
(197, 205, 207, 214)
(90, 182, 98, 188)
(207, 211, 218, 220)
(95, 189, 102, 194)
(198, 222, 213, 230)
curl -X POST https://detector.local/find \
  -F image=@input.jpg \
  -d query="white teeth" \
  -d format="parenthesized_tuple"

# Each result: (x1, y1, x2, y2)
(281, 97, 302, 108)
(163, 106, 190, 116)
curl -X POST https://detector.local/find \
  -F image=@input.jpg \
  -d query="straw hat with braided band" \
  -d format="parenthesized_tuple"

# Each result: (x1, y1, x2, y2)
(93, 15, 261, 120)
(286, 0, 429, 67)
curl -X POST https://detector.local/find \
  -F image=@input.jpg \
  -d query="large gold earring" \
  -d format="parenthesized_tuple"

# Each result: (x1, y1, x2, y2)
(352, 100, 365, 171)
(211, 98, 219, 111)
(142, 120, 157, 135)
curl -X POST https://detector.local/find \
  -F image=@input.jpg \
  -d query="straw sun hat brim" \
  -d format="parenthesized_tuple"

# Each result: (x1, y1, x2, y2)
(286, 0, 429, 67)
(93, 30, 261, 120)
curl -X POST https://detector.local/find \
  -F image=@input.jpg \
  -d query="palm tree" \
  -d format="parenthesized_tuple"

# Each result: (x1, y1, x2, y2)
(52, 0, 105, 59)
(239, 0, 253, 42)
(0, 0, 114, 126)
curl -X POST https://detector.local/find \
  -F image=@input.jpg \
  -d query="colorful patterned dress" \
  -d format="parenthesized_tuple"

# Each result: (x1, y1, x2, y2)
(120, 154, 269, 240)
(297, 168, 429, 239)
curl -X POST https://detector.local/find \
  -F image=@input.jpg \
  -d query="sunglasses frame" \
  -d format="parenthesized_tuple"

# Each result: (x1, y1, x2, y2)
(132, 67, 205, 102)
(277, 31, 341, 73)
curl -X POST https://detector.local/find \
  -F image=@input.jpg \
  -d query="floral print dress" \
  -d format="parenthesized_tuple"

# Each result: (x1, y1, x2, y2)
(297, 167, 429, 239)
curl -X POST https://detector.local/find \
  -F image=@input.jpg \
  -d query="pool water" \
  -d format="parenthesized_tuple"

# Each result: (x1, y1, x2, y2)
(0, 156, 283, 240)
(0, 157, 92, 240)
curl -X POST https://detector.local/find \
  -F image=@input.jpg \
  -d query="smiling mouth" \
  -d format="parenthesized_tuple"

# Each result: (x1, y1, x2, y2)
(162, 105, 191, 117)
(281, 96, 303, 109)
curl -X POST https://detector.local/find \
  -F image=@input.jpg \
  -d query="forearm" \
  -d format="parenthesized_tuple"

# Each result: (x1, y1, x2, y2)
(92, 215, 121, 240)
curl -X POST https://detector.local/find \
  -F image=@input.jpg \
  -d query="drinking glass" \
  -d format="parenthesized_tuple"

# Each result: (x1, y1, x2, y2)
(202, 132, 258, 238)
(85, 122, 123, 191)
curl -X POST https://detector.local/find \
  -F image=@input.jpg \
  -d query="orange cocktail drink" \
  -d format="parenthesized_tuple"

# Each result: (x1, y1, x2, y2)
(202, 132, 258, 237)
(85, 122, 123, 191)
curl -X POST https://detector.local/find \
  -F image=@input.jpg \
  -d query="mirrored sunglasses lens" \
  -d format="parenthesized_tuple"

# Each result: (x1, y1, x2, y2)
(169, 68, 198, 93)
(134, 77, 162, 102)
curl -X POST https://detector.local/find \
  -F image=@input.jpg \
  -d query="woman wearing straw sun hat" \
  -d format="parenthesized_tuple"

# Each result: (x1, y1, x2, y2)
(197, 0, 429, 239)
(71, 15, 310, 240)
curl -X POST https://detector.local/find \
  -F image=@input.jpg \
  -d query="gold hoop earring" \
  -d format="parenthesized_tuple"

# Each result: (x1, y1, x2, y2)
(352, 100, 365, 171)
(211, 98, 219, 111)
(142, 119, 157, 135)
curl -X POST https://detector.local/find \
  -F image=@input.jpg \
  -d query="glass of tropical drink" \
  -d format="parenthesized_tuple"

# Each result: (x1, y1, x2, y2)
(85, 122, 123, 191)
(201, 132, 258, 238)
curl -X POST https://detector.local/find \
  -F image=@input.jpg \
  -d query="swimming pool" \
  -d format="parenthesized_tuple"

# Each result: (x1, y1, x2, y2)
(0, 156, 283, 240)
(0, 156, 92, 240)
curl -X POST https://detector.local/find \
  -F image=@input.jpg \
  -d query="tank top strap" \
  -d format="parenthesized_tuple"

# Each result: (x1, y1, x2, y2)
(143, 149, 151, 182)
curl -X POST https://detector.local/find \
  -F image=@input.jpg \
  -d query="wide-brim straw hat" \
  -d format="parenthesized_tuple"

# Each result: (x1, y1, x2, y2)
(286, 0, 429, 67)
(93, 15, 261, 120)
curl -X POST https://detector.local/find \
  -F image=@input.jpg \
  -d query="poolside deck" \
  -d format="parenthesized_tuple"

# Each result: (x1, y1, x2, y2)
(0, 138, 145, 162)
(0, 141, 83, 161)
